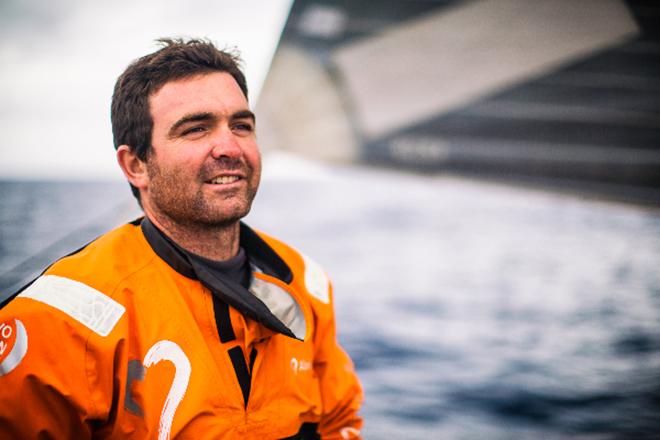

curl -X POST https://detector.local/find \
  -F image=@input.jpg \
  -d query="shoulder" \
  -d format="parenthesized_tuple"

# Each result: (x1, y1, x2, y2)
(254, 228, 333, 306)
(46, 220, 156, 295)
(0, 224, 148, 424)
(1, 221, 154, 343)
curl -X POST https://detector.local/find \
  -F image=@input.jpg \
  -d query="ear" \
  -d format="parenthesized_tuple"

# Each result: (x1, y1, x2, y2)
(116, 145, 149, 191)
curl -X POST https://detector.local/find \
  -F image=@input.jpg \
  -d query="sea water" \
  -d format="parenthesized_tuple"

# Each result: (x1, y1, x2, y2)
(1, 162, 659, 439)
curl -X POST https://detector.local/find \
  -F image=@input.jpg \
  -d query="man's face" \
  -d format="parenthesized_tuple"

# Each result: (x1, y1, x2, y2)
(142, 72, 261, 229)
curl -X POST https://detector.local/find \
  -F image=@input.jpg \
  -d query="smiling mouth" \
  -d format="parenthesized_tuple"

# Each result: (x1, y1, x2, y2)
(208, 175, 242, 185)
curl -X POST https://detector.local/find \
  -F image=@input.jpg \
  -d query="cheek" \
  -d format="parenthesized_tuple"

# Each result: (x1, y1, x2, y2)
(245, 144, 262, 172)
(149, 158, 201, 191)
(163, 151, 205, 175)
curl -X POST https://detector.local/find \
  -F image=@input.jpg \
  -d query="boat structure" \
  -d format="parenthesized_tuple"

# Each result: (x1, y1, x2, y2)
(256, 0, 660, 204)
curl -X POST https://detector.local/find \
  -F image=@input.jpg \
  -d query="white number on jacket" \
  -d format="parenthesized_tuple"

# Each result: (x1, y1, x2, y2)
(143, 340, 191, 440)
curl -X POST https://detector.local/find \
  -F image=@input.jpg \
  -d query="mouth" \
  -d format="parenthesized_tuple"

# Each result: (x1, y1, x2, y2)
(207, 175, 242, 185)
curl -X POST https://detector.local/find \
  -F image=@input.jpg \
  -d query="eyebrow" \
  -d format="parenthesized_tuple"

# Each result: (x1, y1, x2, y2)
(167, 110, 256, 138)
(168, 112, 216, 138)
(231, 110, 256, 124)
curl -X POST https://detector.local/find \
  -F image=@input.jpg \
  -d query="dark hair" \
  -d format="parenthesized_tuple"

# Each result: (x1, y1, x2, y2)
(111, 37, 248, 200)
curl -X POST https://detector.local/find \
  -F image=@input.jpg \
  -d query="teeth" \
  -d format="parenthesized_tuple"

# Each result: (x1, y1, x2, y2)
(210, 176, 240, 185)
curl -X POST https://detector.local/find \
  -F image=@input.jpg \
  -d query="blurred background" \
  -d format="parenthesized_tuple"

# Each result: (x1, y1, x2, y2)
(1, 0, 660, 438)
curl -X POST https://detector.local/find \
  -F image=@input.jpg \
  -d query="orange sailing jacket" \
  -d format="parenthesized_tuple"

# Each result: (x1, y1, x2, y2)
(0, 219, 363, 439)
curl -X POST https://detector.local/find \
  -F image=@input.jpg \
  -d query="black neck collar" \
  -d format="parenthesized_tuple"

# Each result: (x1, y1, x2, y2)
(141, 218, 292, 283)
(140, 217, 296, 338)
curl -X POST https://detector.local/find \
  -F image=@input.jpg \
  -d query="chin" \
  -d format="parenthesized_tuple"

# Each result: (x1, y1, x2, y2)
(199, 206, 252, 226)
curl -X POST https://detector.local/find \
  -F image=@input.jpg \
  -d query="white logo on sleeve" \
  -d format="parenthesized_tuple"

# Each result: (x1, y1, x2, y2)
(0, 319, 28, 376)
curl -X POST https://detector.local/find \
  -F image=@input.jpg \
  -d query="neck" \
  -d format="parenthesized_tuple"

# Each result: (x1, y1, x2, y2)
(145, 211, 240, 261)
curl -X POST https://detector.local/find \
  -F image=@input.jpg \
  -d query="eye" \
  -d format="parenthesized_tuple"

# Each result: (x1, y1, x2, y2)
(232, 121, 254, 134)
(181, 126, 207, 136)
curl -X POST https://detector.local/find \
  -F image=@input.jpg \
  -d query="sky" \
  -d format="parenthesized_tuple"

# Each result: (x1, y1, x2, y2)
(0, 0, 293, 180)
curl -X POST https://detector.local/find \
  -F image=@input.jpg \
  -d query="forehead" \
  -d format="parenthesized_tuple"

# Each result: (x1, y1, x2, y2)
(149, 72, 249, 125)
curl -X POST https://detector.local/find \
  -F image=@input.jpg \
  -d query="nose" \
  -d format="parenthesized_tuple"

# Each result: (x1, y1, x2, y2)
(210, 127, 242, 160)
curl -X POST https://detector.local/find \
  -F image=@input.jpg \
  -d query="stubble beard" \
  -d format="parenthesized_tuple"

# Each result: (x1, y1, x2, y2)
(145, 158, 259, 232)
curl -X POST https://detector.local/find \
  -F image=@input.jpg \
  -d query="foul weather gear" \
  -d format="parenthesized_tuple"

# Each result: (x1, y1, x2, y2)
(0, 219, 363, 439)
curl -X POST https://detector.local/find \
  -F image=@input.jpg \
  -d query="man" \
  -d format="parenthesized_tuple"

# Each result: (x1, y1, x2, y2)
(0, 38, 363, 439)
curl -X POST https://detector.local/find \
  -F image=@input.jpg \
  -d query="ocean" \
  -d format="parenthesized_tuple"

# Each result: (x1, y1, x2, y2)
(1, 161, 660, 439)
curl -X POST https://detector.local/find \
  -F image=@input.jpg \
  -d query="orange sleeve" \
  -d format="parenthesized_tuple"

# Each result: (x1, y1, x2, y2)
(313, 285, 364, 440)
(0, 297, 107, 438)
